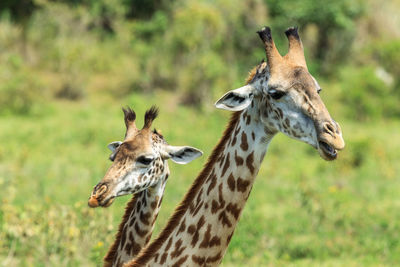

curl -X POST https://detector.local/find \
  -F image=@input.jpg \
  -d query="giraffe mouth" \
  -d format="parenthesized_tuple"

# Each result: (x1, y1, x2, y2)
(318, 141, 337, 160)
(88, 195, 116, 208)
(100, 196, 116, 207)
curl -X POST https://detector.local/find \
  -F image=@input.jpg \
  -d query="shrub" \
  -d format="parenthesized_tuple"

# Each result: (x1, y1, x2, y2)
(371, 40, 400, 87)
(339, 66, 399, 121)
(0, 54, 44, 115)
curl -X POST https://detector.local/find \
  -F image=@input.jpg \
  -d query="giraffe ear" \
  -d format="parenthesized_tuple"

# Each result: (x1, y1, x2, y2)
(162, 145, 203, 164)
(215, 85, 254, 111)
(107, 141, 122, 161)
(107, 141, 122, 152)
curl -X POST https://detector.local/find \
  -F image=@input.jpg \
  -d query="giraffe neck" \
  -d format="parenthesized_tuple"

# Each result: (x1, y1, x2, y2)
(128, 102, 274, 266)
(104, 170, 169, 267)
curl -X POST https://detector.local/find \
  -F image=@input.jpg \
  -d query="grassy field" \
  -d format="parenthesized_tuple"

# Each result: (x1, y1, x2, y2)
(0, 89, 399, 266)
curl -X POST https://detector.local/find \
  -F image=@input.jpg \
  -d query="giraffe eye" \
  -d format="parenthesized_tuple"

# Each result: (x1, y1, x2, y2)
(268, 89, 286, 100)
(136, 156, 154, 166)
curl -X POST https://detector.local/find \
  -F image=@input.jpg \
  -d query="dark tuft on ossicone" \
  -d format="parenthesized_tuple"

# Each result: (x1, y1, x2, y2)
(285, 26, 300, 40)
(122, 106, 136, 127)
(257, 26, 272, 43)
(144, 105, 159, 129)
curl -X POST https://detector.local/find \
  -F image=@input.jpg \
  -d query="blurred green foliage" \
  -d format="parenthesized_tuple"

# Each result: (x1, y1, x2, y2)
(266, 0, 365, 69)
(372, 40, 400, 87)
(0, 0, 398, 114)
(0, 0, 400, 266)
(0, 53, 44, 115)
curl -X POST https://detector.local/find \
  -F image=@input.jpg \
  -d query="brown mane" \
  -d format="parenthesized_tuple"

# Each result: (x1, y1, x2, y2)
(129, 111, 242, 266)
(246, 66, 258, 84)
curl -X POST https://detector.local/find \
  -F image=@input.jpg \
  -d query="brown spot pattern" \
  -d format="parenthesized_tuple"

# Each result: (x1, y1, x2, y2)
(240, 132, 249, 151)
(177, 219, 186, 234)
(234, 150, 244, 166)
(190, 215, 206, 247)
(165, 237, 173, 251)
(150, 196, 159, 209)
(227, 173, 235, 191)
(206, 173, 217, 195)
(211, 184, 226, 214)
(170, 239, 185, 258)
(192, 255, 206, 265)
(172, 255, 188, 267)
(139, 211, 151, 225)
(221, 154, 231, 176)
(160, 252, 168, 265)
(237, 178, 250, 193)
(199, 224, 212, 248)
(200, 224, 222, 248)
(218, 210, 232, 227)
(226, 203, 241, 219)
(192, 252, 222, 265)
(134, 222, 147, 237)
(246, 114, 251, 125)
(246, 151, 255, 175)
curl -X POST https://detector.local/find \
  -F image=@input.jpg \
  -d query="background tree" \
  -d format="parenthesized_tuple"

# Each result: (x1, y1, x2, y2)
(266, 0, 365, 73)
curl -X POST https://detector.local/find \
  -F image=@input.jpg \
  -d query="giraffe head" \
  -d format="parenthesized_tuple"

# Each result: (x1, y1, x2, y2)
(88, 106, 203, 208)
(216, 26, 344, 160)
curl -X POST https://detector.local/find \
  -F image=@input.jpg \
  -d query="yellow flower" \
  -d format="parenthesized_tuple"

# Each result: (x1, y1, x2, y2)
(328, 185, 337, 193)
(68, 226, 80, 237)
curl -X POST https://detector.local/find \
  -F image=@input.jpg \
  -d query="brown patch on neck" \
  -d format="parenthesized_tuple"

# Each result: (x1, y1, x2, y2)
(129, 112, 242, 266)
(103, 193, 140, 266)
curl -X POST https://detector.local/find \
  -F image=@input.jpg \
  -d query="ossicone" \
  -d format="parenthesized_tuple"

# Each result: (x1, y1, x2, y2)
(122, 106, 136, 126)
(284, 26, 307, 68)
(143, 105, 159, 129)
(122, 106, 138, 139)
(256, 26, 272, 43)
(257, 26, 283, 72)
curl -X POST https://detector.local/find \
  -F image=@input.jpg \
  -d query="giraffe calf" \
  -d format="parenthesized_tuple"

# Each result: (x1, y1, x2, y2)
(88, 106, 202, 267)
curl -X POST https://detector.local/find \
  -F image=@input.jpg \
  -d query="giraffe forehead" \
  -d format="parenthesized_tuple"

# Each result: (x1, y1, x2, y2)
(273, 66, 315, 90)
(292, 72, 316, 90)
(250, 64, 318, 97)
(112, 131, 167, 169)
(117, 140, 150, 159)
(122, 130, 156, 154)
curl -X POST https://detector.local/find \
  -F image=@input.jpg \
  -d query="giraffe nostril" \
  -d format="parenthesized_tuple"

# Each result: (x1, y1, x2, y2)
(98, 185, 108, 195)
(93, 183, 108, 197)
(323, 122, 336, 136)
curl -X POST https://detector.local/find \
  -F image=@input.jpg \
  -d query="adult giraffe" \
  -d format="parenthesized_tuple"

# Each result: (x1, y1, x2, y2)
(88, 106, 202, 267)
(124, 26, 345, 266)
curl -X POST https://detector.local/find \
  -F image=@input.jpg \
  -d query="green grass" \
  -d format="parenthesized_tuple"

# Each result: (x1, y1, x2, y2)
(0, 91, 399, 266)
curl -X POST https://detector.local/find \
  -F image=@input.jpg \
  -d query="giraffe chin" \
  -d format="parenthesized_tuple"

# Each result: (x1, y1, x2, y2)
(318, 141, 338, 161)
(100, 196, 116, 208)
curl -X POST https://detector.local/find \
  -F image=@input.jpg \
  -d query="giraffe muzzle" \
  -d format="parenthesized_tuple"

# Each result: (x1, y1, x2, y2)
(88, 195, 100, 208)
(315, 119, 345, 161)
(88, 183, 114, 208)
